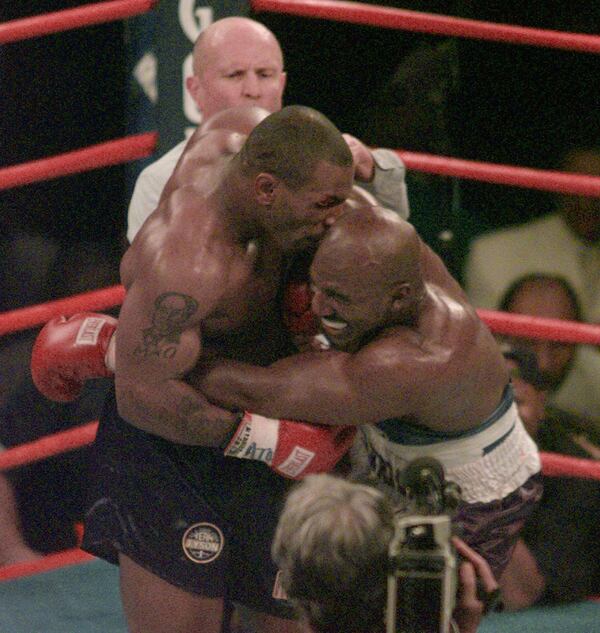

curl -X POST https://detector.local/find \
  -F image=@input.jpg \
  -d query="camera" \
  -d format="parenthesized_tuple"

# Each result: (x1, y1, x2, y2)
(385, 458, 461, 633)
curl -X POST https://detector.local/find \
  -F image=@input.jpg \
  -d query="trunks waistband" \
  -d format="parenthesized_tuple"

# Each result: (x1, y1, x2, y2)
(360, 395, 541, 503)
(376, 384, 514, 445)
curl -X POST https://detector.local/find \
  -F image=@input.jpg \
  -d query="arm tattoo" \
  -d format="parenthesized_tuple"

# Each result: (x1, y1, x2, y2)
(135, 292, 199, 359)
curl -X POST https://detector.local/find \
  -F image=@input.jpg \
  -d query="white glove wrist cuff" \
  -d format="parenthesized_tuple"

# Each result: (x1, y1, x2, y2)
(224, 412, 279, 464)
(105, 333, 116, 373)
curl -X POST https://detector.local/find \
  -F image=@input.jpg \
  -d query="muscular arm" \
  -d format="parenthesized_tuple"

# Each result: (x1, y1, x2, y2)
(193, 335, 431, 426)
(115, 238, 240, 446)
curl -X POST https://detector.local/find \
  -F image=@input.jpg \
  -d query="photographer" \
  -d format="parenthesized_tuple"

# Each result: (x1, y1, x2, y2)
(272, 474, 499, 633)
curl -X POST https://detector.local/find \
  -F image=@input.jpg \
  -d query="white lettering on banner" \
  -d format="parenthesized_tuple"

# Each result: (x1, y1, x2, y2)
(178, 1, 213, 42)
(182, 54, 202, 124)
(178, 3, 211, 125)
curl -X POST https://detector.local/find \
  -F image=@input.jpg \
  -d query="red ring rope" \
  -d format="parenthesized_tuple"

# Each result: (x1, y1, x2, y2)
(1, 137, 599, 198)
(0, 0, 156, 45)
(540, 452, 600, 481)
(2, 286, 599, 346)
(0, 286, 125, 337)
(251, 0, 600, 54)
(0, 423, 98, 472)
(0, 133, 157, 192)
(0, 548, 93, 582)
(398, 151, 600, 198)
(1, 421, 598, 480)
(477, 310, 600, 346)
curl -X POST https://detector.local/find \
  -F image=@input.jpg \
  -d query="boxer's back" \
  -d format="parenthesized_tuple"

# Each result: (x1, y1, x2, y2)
(400, 283, 507, 431)
(309, 208, 508, 432)
(421, 239, 508, 426)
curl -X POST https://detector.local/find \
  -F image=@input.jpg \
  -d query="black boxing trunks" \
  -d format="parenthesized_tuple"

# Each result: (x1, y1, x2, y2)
(82, 386, 295, 618)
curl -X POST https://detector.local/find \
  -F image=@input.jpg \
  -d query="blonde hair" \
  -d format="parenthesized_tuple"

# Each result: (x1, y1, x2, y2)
(272, 474, 394, 633)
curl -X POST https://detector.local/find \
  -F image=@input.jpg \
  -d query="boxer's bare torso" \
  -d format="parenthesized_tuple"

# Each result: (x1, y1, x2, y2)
(194, 209, 509, 434)
(116, 117, 291, 442)
(114, 106, 354, 444)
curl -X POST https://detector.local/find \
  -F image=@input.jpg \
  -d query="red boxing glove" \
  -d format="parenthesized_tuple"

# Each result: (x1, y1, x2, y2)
(223, 412, 356, 479)
(31, 312, 117, 402)
(282, 280, 319, 335)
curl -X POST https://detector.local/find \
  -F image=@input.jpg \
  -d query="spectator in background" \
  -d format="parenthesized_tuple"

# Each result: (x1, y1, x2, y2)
(463, 146, 600, 420)
(499, 344, 600, 608)
(272, 473, 499, 633)
(351, 38, 469, 280)
(497, 274, 600, 450)
(127, 16, 410, 244)
(464, 148, 600, 320)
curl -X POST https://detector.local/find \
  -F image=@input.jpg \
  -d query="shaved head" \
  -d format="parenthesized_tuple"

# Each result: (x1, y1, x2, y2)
(187, 18, 286, 120)
(500, 274, 580, 391)
(310, 207, 424, 351)
(319, 207, 422, 291)
(192, 18, 283, 77)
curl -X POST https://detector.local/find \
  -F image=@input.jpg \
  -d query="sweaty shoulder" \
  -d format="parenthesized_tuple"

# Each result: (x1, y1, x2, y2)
(162, 105, 269, 199)
(424, 285, 480, 341)
(124, 187, 234, 285)
(122, 218, 252, 332)
(149, 131, 243, 227)
(419, 287, 507, 392)
(359, 287, 478, 373)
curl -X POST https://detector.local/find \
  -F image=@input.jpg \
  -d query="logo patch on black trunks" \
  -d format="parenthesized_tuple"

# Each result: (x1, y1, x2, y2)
(182, 522, 224, 564)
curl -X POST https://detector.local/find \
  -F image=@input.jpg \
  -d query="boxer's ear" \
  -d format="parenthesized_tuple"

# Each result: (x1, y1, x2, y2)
(255, 173, 277, 204)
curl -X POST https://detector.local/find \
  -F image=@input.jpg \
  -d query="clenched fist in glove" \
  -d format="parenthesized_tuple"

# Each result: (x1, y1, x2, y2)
(224, 411, 356, 479)
(31, 312, 117, 402)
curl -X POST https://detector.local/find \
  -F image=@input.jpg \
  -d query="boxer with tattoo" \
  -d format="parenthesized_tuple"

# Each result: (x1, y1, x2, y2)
(35, 105, 355, 633)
